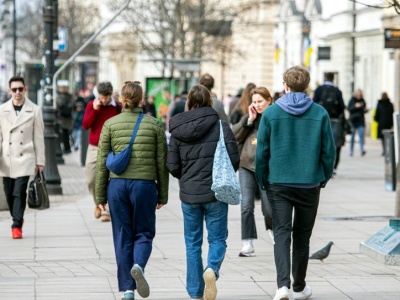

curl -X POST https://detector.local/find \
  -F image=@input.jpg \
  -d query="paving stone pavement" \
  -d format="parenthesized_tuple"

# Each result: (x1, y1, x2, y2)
(1, 139, 400, 299)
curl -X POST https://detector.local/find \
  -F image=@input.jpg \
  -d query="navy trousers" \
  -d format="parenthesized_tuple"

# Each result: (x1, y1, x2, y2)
(3, 176, 30, 228)
(107, 179, 158, 292)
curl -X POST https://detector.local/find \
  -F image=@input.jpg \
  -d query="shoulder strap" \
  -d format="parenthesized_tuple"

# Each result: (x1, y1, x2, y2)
(219, 120, 224, 139)
(128, 113, 144, 147)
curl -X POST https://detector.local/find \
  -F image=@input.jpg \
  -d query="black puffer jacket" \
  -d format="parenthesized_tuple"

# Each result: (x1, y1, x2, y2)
(167, 107, 240, 204)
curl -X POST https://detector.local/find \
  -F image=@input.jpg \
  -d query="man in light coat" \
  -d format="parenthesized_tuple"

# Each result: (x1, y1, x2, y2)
(0, 75, 45, 239)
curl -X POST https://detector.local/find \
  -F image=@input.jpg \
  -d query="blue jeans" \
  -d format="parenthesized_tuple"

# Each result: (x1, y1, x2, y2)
(181, 201, 228, 299)
(107, 179, 158, 291)
(350, 125, 365, 154)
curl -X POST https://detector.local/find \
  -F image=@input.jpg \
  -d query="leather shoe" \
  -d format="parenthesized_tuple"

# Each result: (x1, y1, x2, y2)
(94, 206, 101, 219)
(12, 228, 22, 239)
(101, 214, 111, 222)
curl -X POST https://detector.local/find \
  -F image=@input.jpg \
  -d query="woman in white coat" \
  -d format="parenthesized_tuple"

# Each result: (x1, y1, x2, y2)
(0, 75, 45, 239)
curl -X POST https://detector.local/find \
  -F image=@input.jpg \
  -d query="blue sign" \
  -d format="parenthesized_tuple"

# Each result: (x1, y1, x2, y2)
(58, 27, 68, 52)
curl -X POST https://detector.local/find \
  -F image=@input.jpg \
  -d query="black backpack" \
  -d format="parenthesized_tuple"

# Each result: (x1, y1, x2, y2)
(60, 101, 73, 118)
(319, 86, 340, 118)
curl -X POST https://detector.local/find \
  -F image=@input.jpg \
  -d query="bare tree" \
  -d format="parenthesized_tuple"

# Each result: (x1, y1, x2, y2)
(349, 0, 400, 14)
(58, 0, 101, 59)
(106, 0, 238, 77)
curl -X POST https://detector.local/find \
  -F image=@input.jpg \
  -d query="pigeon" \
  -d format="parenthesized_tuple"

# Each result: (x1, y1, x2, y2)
(309, 241, 334, 263)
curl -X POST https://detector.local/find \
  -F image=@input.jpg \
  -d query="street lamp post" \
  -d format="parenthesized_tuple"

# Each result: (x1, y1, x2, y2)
(3, 0, 16, 75)
(42, 0, 62, 195)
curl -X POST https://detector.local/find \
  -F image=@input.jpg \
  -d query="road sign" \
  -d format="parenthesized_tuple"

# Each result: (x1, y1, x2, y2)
(58, 27, 68, 52)
(384, 28, 400, 49)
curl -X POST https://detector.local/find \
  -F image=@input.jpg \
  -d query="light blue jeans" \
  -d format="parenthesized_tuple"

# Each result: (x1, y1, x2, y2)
(350, 125, 365, 154)
(181, 201, 228, 299)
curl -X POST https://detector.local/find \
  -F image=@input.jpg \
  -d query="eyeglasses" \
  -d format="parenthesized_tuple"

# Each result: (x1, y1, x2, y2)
(282, 81, 286, 86)
(11, 87, 24, 93)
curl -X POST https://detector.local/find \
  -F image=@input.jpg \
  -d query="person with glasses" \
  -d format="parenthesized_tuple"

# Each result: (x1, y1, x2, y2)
(0, 75, 45, 239)
(82, 81, 121, 222)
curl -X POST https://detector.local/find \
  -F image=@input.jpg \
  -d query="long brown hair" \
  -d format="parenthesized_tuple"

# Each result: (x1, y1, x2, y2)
(120, 81, 142, 109)
(236, 82, 256, 115)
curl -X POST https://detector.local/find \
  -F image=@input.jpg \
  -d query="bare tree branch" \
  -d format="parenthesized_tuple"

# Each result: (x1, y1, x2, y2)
(349, 0, 400, 13)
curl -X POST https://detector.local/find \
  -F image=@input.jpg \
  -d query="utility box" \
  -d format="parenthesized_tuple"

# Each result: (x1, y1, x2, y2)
(383, 130, 396, 191)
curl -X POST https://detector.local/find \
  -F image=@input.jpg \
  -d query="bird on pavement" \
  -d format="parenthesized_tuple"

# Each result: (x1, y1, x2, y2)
(309, 241, 334, 263)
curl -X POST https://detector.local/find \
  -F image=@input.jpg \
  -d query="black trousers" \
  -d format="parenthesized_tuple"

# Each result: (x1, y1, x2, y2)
(267, 184, 320, 292)
(3, 176, 30, 228)
(61, 128, 71, 153)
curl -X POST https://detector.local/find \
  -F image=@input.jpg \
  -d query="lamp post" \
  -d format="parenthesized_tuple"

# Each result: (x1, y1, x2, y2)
(42, 0, 62, 195)
(3, 0, 16, 75)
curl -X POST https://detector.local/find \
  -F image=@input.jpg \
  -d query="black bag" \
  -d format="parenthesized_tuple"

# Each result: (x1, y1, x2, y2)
(60, 101, 73, 118)
(106, 113, 143, 174)
(319, 86, 340, 119)
(28, 172, 50, 209)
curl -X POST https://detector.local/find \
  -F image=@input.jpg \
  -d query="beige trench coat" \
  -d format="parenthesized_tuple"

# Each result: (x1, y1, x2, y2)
(0, 98, 45, 178)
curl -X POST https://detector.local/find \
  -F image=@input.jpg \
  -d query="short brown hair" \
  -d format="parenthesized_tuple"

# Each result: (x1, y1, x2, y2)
(283, 66, 310, 92)
(9, 75, 25, 87)
(97, 81, 113, 96)
(199, 73, 214, 91)
(120, 81, 142, 109)
(187, 85, 213, 110)
(250, 87, 273, 103)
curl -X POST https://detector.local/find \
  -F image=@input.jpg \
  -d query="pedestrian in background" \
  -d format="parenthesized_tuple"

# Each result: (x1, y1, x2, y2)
(313, 72, 345, 174)
(0, 75, 45, 239)
(56, 80, 74, 154)
(230, 82, 256, 125)
(82, 81, 121, 222)
(167, 85, 240, 300)
(232, 86, 274, 257)
(374, 92, 394, 156)
(348, 89, 368, 157)
(199, 73, 229, 123)
(256, 66, 335, 300)
(95, 81, 168, 300)
(144, 95, 156, 117)
(71, 101, 84, 151)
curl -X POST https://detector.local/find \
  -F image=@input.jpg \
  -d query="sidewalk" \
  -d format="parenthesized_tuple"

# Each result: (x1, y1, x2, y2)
(0, 138, 399, 300)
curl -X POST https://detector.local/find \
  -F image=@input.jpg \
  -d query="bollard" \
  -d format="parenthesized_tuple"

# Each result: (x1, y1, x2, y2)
(80, 128, 89, 166)
(383, 130, 396, 191)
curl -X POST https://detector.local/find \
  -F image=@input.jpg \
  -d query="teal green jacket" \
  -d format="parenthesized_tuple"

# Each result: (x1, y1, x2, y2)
(255, 96, 335, 189)
(95, 107, 169, 204)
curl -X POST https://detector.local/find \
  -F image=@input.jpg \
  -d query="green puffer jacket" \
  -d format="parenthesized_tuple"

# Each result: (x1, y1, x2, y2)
(95, 107, 169, 205)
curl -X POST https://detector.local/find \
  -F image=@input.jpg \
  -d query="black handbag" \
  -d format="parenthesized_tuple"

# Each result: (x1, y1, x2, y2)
(106, 113, 143, 174)
(28, 171, 50, 209)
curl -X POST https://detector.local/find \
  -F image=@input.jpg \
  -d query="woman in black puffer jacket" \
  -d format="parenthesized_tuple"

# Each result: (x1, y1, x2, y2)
(167, 85, 239, 300)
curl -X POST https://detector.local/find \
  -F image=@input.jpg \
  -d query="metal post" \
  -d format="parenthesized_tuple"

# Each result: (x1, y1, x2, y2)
(12, 0, 16, 75)
(42, 0, 62, 194)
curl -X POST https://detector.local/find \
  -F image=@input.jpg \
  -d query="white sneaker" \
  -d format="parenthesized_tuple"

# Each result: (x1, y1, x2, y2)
(239, 239, 255, 257)
(273, 286, 291, 300)
(293, 285, 312, 299)
(203, 268, 217, 300)
(268, 229, 275, 244)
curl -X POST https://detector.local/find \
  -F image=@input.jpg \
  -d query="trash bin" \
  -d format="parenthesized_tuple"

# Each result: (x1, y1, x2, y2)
(81, 128, 89, 167)
(383, 129, 396, 191)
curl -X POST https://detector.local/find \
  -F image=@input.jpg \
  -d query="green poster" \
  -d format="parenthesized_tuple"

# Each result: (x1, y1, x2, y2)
(145, 78, 179, 124)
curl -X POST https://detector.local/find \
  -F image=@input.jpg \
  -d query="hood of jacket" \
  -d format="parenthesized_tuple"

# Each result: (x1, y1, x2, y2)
(275, 92, 313, 116)
(169, 106, 219, 143)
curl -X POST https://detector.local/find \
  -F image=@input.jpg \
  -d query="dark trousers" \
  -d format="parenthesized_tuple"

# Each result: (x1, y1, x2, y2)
(267, 184, 320, 292)
(107, 179, 158, 292)
(239, 167, 272, 240)
(3, 176, 30, 228)
(61, 128, 71, 153)
(334, 146, 341, 170)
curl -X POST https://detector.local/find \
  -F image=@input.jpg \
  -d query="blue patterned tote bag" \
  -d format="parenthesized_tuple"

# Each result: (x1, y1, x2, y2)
(211, 120, 241, 205)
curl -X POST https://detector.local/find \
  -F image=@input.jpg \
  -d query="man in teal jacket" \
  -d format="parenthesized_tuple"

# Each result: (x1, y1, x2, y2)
(255, 66, 335, 300)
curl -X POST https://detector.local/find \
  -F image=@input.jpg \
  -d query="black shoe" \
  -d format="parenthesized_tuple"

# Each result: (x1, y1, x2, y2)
(361, 151, 366, 156)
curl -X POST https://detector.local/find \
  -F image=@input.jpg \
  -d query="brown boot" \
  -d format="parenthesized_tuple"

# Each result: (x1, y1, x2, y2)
(101, 214, 111, 222)
(94, 206, 101, 219)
